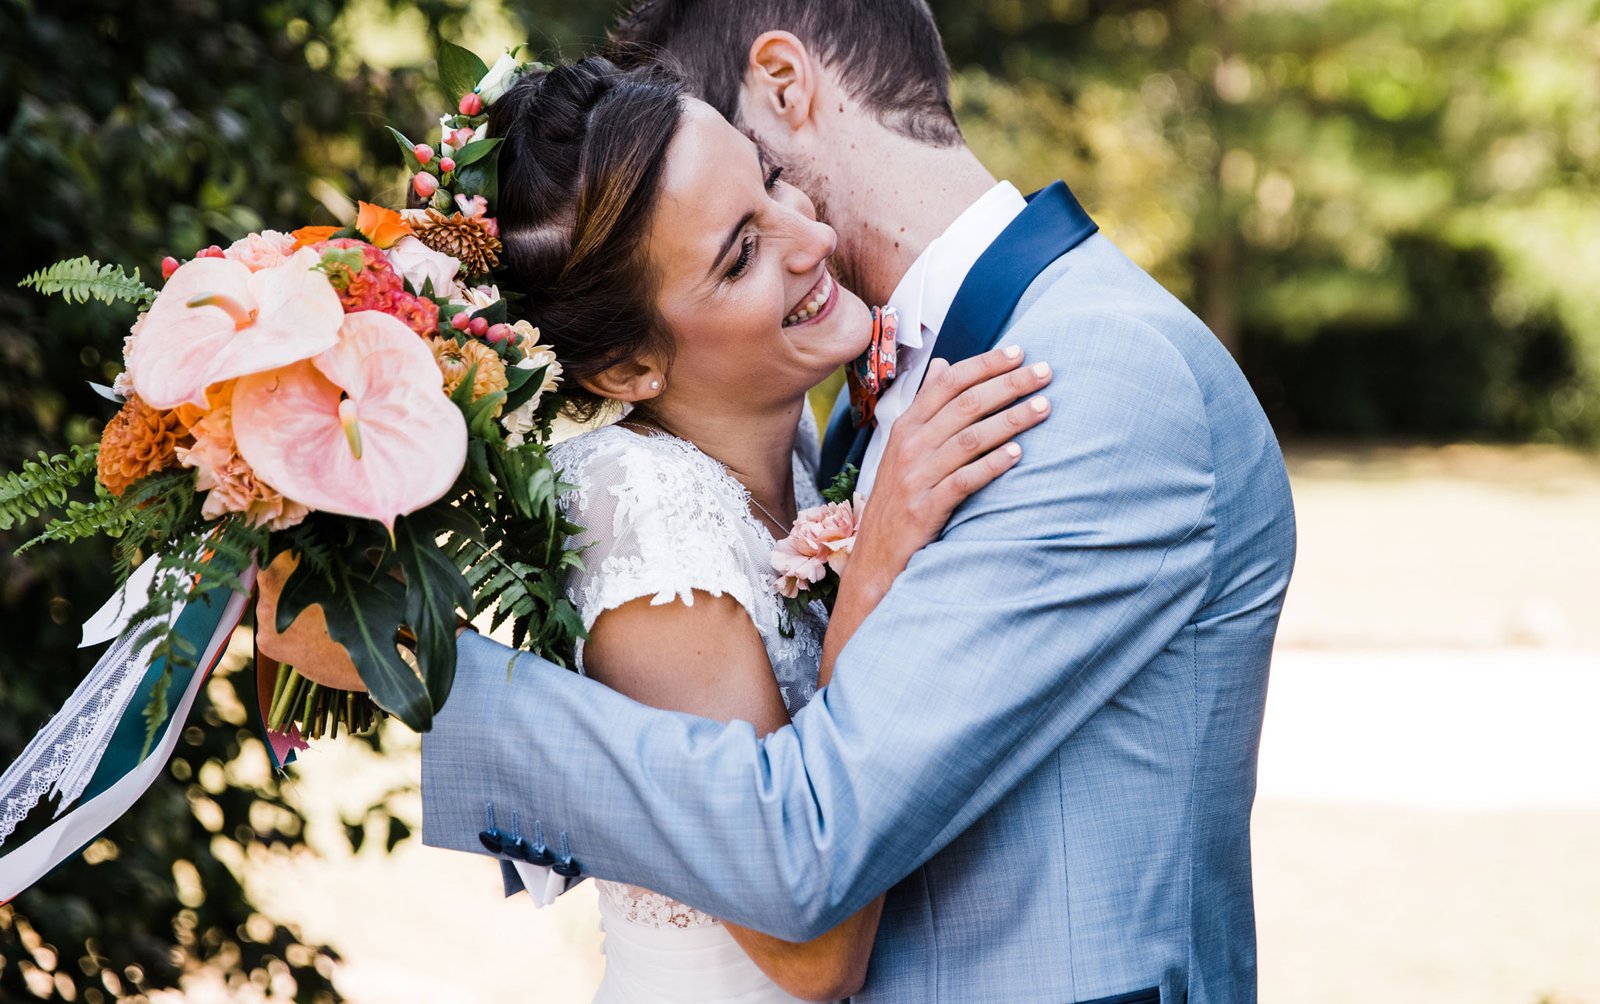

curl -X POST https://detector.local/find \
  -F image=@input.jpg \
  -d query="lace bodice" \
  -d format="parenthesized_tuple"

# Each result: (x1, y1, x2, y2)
(549, 409, 828, 932)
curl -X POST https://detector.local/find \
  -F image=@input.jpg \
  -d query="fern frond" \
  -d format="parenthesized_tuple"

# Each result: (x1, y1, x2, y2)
(19, 256, 156, 308)
(273, 519, 340, 587)
(0, 446, 99, 531)
(17, 495, 138, 553)
(111, 468, 201, 581)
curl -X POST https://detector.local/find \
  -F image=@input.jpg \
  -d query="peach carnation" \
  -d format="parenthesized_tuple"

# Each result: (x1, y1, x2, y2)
(176, 382, 310, 530)
(225, 230, 298, 272)
(97, 394, 188, 496)
(770, 498, 861, 599)
(431, 337, 508, 416)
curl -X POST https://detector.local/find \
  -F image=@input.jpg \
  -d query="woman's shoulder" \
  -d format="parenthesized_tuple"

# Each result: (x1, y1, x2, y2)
(550, 423, 764, 637)
(550, 423, 758, 566)
(551, 423, 736, 515)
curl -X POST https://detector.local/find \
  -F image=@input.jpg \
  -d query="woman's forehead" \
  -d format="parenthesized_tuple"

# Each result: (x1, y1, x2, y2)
(650, 100, 759, 266)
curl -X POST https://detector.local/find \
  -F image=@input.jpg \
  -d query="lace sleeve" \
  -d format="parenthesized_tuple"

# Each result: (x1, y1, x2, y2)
(551, 427, 762, 672)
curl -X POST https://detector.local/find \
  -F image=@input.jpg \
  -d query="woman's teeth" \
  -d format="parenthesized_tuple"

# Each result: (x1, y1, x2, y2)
(783, 273, 834, 327)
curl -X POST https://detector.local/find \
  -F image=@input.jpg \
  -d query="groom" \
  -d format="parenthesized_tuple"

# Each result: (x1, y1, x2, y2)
(422, 2, 1295, 1002)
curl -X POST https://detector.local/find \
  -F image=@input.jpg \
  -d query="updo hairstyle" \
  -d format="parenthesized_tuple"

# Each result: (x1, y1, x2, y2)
(488, 56, 687, 419)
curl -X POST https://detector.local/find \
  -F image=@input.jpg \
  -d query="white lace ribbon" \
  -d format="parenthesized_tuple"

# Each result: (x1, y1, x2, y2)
(0, 562, 256, 903)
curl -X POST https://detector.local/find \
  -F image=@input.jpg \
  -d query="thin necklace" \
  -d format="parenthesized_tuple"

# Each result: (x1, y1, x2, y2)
(745, 493, 792, 533)
(617, 418, 793, 533)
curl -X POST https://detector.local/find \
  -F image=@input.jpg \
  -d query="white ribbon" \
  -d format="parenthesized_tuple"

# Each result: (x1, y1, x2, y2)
(0, 565, 255, 904)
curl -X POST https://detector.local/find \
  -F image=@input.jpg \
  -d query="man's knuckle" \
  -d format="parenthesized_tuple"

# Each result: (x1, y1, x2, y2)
(956, 427, 981, 453)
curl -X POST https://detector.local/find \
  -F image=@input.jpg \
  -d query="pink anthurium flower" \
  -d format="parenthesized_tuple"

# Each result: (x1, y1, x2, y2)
(231, 310, 467, 529)
(128, 247, 343, 410)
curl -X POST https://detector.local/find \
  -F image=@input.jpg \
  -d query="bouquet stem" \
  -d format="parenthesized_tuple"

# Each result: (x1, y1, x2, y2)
(266, 665, 383, 740)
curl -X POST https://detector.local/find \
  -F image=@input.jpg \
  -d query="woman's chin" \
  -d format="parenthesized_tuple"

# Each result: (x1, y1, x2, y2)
(784, 296, 872, 366)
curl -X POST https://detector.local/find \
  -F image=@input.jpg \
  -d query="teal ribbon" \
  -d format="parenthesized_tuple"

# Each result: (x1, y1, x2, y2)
(78, 588, 236, 803)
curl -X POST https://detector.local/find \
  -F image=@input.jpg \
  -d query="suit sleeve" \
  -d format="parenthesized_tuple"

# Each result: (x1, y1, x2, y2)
(423, 310, 1216, 940)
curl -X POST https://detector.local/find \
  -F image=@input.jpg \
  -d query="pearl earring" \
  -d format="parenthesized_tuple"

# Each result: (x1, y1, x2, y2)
(649, 379, 662, 392)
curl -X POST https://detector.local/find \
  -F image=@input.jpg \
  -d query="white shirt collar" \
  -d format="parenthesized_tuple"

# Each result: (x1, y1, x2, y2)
(885, 181, 1028, 350)
(855, 182, 1028, 497)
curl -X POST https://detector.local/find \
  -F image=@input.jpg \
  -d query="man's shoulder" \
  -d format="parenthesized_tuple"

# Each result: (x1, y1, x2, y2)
(1011, 234, 1209, 345)
(1004, 234, 1262, 424)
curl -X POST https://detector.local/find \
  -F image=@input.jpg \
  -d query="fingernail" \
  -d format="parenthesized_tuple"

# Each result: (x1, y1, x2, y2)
(1005, 443, 1022, 458)
(1032, 362, 1051, 379)
(1003, 345, 1023, 360)
(1029, 397, 1050, 414)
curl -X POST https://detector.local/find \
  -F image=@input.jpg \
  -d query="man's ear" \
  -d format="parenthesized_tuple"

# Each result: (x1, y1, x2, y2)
(743, 31, 817, 134)
(580, 355, 667, 405)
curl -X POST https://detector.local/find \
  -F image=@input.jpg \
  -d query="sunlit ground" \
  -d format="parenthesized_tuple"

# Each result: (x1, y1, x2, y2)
(161, 443, 1600, 1003)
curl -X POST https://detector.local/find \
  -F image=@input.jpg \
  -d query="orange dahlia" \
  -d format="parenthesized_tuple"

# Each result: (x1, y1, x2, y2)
(97, 394, 188, 496)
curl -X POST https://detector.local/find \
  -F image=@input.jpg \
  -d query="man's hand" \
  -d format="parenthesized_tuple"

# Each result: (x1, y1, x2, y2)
(255, 551, 368, 691)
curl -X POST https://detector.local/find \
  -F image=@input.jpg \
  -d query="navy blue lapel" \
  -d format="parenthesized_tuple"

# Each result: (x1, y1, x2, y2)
(818, 181, 1098, 487)
(817, 388, 857, 490)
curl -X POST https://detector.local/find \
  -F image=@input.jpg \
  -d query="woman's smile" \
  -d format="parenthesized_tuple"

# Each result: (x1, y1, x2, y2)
(783, 270, 836, 328)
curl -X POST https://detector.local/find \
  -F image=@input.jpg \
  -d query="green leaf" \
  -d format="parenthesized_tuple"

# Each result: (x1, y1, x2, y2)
(464, 391, 506, 440)
(822, 464, 860, 505)
(280, 555, 432, 731)
(393, 512, 472, 710)
(499, 370, 545, 417)
(468, 297, 508, 326)
(449, 137, 501, 170)
(386, 125, 423, 173)
(453, 157, 499, 212)
(464, 439, 498, 512)
(18, 256, 155, 308)
(438, 41, 490, 105)
(0, 446, 98, 532)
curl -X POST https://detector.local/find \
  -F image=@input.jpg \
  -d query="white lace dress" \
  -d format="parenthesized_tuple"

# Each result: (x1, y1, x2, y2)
(548, 413, 829, 1004)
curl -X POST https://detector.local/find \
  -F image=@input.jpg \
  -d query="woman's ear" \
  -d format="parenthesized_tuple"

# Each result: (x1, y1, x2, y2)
(742, 31, 817, 134)
(580, 356, 666, 405)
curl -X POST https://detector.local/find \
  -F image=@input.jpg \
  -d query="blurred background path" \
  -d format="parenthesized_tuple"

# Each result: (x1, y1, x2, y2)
(192, 444, 1599, 1004)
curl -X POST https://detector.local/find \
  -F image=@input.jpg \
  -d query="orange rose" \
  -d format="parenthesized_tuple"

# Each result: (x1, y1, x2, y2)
(355, 201, 413, 249)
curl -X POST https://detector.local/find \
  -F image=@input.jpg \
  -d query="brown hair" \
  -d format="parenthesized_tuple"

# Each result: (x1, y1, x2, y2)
(610, 0, 961, 147)
(489, 57, 686, 418)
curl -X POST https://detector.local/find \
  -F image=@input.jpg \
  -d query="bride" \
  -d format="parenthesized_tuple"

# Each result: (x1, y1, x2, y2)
(258, 54, 1053, 1003)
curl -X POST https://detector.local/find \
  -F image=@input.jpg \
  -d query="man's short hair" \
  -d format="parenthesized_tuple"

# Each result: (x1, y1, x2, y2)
(610, 0, 962, 146)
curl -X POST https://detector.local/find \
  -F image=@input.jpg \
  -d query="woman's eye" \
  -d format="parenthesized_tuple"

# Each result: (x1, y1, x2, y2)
(726, 235, 756, 281)
(764, 166, 784, 192)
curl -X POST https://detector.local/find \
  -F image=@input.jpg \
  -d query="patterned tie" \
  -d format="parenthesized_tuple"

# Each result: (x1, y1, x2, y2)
(846, 305, 899, 428)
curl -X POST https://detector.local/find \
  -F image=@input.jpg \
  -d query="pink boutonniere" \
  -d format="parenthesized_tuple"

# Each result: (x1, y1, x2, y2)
(770, 466, 861, 632)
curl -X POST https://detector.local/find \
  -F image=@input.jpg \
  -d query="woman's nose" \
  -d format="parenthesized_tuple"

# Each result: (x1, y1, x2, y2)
(782, 209, 837, 274)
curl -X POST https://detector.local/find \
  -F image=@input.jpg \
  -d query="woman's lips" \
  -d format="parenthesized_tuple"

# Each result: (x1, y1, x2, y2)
(782, 271, 836, 328)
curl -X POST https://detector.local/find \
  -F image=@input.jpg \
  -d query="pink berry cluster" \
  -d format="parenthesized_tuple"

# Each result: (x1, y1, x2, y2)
(446, 309, 517, 345)
(411, 90, 491, 206)
(160, 245, 228, 280)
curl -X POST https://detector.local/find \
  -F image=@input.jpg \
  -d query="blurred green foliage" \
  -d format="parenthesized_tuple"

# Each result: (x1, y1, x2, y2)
(0, 0, 551, 1000)
(939, 0, 1600, 443)
(0, 0, 1594, 998)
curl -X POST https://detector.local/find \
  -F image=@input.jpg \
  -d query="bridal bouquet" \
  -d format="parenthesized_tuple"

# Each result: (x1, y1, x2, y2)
(0, 42, 579, 754)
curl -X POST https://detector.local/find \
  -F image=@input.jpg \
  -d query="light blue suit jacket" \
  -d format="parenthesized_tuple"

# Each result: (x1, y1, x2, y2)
(421, 231, 1295, 1004)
